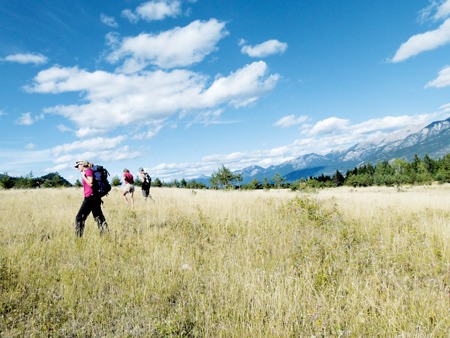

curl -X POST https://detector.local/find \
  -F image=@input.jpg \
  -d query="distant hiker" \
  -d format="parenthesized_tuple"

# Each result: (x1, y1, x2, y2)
(139, 167, 152, 201)
(74, 160, 109, 237)
(122, 168, 135, 207)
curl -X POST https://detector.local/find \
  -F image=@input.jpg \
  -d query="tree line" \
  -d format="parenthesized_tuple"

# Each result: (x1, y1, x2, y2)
(0, 172, 71, 189)
(1, 153, 449, 190)
(178, 153, 450, 190)
(289, 153, 450, 190)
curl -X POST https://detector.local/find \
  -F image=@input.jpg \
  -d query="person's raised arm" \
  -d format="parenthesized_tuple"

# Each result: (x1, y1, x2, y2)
(83, 171, 93, 187)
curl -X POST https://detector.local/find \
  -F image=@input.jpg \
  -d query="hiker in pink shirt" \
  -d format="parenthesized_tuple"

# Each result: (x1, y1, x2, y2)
(74, 160, 108, 237)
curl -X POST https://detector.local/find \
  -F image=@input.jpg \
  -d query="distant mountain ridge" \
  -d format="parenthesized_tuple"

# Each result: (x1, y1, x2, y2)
(214, 116, 450, 184)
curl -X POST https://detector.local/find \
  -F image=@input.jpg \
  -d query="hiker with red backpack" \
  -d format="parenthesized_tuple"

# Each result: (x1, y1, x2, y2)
(122, 168, 135, 207)
(74, 160, 109, 237)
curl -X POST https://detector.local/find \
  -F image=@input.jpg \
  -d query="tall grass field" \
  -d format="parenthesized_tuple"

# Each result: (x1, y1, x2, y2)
(1, 185, 449, 336)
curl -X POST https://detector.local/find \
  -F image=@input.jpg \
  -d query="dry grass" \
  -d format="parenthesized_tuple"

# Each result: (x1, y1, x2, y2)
(1, 185, 449, 336)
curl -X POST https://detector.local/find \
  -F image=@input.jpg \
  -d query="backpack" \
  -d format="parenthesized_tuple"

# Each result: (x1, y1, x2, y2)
(91, 164, 111, 197)
(142, 172, 151, 189)
(124, 172, 134, 184)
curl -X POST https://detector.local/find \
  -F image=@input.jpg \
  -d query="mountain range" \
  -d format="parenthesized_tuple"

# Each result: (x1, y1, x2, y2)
(198, 116, 450, 185)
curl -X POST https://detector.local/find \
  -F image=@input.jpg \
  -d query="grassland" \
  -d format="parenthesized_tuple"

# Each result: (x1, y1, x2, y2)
(1, 185, 449, 336)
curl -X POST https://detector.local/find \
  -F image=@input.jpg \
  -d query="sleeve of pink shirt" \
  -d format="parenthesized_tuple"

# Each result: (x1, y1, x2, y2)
(83, 168, 94, 197)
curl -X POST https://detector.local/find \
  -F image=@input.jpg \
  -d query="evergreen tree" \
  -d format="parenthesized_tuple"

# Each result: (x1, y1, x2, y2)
(210, 165, 240, 189)
(436, 154, 450, 183)
(111, 176, 121, 187)
(262, 177, 271, 189)
(332, 170, 345, 186)
(0, 173, 15, 189)
(243, 179, 262, 190)
(187, 180, 207, 189)
(423, 154, 437, 174)
(181, 178, 187, 188)
(154, 178, 163, 187)
(134, 176, 142, 187)
(272, 173, 285, 189)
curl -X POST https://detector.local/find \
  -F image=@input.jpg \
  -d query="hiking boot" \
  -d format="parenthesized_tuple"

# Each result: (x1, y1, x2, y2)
(95, 217, 109, 235)
(101, 221, 109, 235)
(75, 220, 84, 237)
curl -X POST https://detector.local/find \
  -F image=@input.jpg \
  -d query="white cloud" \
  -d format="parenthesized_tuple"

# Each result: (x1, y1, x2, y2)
(154, 143, 303, 181)
(107, 19, 228, 71)
(438, 102, 450, 112)
(130, 0, 182, 22)
(57, 124, 71, 133)
(121, 9, 139, 23)
(185, 108, 231, 127)
(52, 136, 127, 157)
(19, 18, 279, 151)
(201, 61, 279, 108)
(240, 39, 288, 58)
(152, 160, 216, 180)
(308, 117, 350, 136)
(75, 127, 110, 138)
(45, 144, 142, 174)
(391, 18, 450, 62)
(0, 149, 53, 173)
(435, 0, 450, 20)
(16, 112, 38, 125)
(351, 115, 430, 134)
(47, 163, 69, 172)
(136, 0, 181, 21)
(3, 53, 48, 65)
(42, 136, 142, 173)
(298, 113, 444, 154)
(425, 65, 450, 88)
(274, 114, 308, 128)
(100, 14, 118, 28)
(133, 124, 164, 139)
(326, 114, 438, 136)
(26, 61, 279, 136)
(420, 0, 450, 22)
(263, 113, 446, 159)
(29, 67, 205, 129)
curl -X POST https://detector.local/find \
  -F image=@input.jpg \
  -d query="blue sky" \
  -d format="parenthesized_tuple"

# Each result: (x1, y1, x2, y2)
(1, 0, 450, 183)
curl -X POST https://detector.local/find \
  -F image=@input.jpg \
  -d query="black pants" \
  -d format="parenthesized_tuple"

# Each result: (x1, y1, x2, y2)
(141, 185, 150, 197)
(75, 195, 106, 224)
